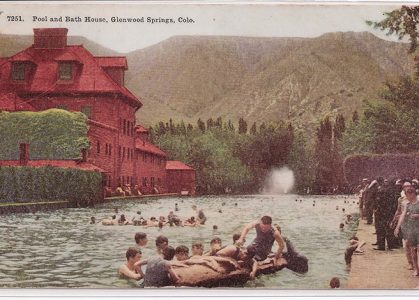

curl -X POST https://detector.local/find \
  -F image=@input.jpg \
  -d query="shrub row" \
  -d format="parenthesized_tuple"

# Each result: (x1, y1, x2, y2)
(343, 153, 419, 186)
(0, 166, 103, 206)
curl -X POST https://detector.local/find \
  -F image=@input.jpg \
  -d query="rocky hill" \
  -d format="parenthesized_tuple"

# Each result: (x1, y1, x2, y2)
(1, 32, 414, 133)
(124, 32, 414, 132)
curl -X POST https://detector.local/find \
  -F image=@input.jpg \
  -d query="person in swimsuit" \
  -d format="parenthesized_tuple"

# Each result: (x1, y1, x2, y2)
(192, 205, 207, 225)
(118, 247, 144, 280)
(134, 232, 148, 250)
(236, 215, 285, 279)
(141, 246, 180, 287)
(175, 245, 190, 261)
(206, 237, 222, 256)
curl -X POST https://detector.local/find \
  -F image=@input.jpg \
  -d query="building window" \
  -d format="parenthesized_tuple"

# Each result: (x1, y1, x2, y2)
(81, 106, 92, 118)
(127, 148, 130, 159)
(59, 62, 72, 80)
(123, 120, 126, 135)
(157, 178, 161, 187)
(11, 62, 25, 81)
(151, 177, 155, 188)
(123, 147, 125, 159)
(142, 177, 147, 187)
(109, 144, 112, 156)
(97, 141, 100, 154)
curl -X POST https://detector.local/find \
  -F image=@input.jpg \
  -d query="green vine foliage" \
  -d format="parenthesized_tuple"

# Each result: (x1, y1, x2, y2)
(0, 109, 89, 160)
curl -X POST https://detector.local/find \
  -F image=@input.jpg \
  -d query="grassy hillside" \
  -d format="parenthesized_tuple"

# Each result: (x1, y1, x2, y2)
(0, 31, 413, 135)
(124, 32, 413, 134)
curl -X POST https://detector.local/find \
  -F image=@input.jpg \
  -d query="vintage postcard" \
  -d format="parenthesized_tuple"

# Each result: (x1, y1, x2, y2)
(0, 0, 419, 297)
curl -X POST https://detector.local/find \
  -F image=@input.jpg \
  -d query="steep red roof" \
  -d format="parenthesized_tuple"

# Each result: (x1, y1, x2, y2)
(96, 57, 128, 69)
(0, 45, 141, 108)
(8, 51, 35, 62)
(135, 140, 166, 157)
(166, 161, 194, 171)
(54, 51, 82, 62)
(0, 92, 36, 111)
(0, 160, 107, 173)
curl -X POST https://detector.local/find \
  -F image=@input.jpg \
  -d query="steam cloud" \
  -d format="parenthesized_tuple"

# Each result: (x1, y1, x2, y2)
(263, 166, 295, 194)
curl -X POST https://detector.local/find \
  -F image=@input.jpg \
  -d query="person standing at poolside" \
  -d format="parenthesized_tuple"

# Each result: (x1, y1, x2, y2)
(236, 215, 285, 279)
(395, 186, 419, 276)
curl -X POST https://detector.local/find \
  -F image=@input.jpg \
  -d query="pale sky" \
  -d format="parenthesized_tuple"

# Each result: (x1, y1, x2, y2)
(0, 1, 411, 53)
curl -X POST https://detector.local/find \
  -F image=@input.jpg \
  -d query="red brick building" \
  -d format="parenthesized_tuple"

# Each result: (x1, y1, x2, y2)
(166, 161, 196, 195)
(0, 28, 195, 195)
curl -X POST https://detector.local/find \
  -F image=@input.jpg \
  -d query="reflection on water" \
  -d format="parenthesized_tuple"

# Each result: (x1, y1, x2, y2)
(0, 194, 358, 288)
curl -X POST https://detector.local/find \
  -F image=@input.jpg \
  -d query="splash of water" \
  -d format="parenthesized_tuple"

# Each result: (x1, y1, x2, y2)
(263, 166, 295, 194)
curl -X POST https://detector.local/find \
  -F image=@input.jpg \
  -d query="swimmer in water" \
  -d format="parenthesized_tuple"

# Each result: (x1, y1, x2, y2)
(175, 245, 190, 261)
(118, 247, 143, 280)
(206, 237, 222, 256)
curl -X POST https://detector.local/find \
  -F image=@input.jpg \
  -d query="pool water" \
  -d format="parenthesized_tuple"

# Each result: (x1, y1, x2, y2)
(0, 194, 358, 288)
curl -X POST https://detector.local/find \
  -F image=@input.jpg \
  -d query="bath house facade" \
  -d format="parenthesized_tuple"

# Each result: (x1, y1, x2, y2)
(0, 28, 196, 195)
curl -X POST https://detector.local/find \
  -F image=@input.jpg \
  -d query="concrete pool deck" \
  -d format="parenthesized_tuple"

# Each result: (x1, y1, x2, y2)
(347, 219, 419, 289)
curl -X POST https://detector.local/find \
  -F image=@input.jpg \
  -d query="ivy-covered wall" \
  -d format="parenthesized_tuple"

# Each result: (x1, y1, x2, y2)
(0, 109, 89, 160)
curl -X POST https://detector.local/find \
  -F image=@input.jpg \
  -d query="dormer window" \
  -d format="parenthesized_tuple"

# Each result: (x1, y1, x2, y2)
(59, 62, 72, 80)
(12, 62, 25, 81)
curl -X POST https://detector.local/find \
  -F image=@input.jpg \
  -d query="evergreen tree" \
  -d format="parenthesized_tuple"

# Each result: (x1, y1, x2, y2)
(367, 6, 419, 54)
(215, 117, 223, 129)
(352, 110, 359, 123)
(179, 121, 187, 135)
(259, 122, 267, 132)
(207, 118, 214, 130)
(238, 117, 248, 134)
(226, 120, 235, 132)
(250, 122, 257, 135)
(334, 114, 346, 140)
(158, 121, 166, 135)
(197, 118, 205, 133)
(169, 118, 175, 135)
(314, 117, 334, 193)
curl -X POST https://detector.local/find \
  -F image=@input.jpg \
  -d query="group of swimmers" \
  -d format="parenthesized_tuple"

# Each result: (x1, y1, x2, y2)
(118, 215, 291, 286)
(90, 205, 207, 228)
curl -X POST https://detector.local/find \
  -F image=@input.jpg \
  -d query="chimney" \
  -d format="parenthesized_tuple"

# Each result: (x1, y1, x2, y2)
(19, 143, 29, 166)
(81, 148, 88, 162)
(33, 28, 68, 49)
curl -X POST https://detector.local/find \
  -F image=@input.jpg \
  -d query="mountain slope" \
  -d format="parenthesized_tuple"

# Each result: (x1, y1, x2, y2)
(0, 32, 413, 133)
(124, 32, 413, 132)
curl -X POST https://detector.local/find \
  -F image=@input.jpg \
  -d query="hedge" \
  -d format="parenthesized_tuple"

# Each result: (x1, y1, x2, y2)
(0, 166, 103, 206)
(343, 153, 419, 186)
(0, 109, 89, 160)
